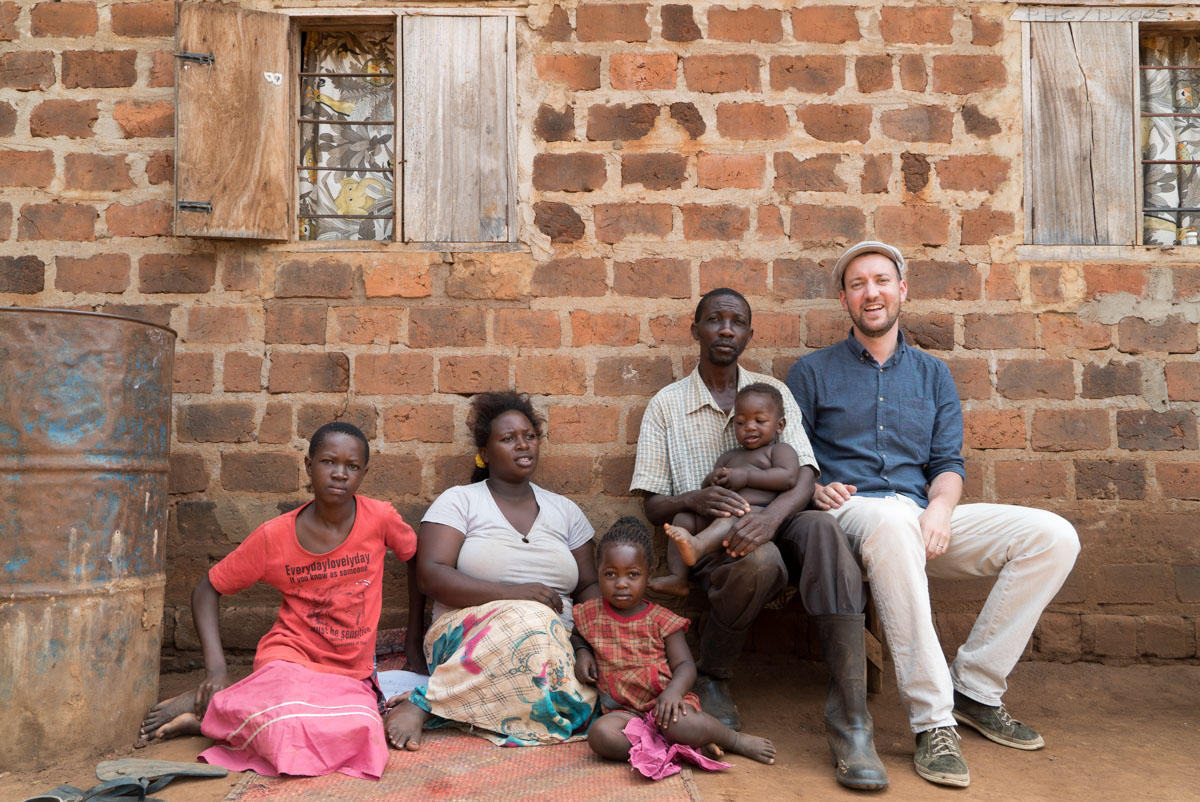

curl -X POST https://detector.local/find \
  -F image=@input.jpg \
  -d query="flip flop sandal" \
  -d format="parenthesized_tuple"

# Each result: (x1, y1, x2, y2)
(78, 777, 160, 802)
(95, 758, 226, 793)
(22, 786, 85, 802)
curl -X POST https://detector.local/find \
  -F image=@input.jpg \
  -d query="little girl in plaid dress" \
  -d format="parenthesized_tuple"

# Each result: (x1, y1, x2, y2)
(572, 518, 776, 775)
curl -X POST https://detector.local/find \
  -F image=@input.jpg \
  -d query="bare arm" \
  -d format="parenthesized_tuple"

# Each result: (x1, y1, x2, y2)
(192, 574, 228, 713)
(641, 486, 751, 527)
(654, 628, 699, 728)
(570, 540, 600, 604)
(404, 556, 428, 674)
(919, 471, 963, 561)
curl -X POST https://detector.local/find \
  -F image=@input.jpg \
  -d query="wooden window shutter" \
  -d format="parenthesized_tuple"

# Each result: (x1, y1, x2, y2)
(175, 1, 291, 240)
(1026, 21, 1136, 245)
(402, 15, 514, 243)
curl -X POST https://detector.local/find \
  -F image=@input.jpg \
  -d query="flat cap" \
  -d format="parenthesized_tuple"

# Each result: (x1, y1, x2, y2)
(832, 240, 905, 290)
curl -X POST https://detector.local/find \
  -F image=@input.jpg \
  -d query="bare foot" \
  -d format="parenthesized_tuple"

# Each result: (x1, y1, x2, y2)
(158, 712, 203, 739)
(385, 700, 429, 751)
(730, 732, 776, 765)
(140, 690, 196, 741)
(664, 524, 702, 566)
(648, 574, 691, 597)
(701, 742, 725, 760)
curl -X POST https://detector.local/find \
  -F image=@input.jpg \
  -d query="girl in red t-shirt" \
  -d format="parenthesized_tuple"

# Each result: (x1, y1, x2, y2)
(138, 422, 417, 780)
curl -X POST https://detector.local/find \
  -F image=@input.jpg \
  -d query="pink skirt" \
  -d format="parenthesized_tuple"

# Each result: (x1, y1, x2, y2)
(199, 660, 388, 780)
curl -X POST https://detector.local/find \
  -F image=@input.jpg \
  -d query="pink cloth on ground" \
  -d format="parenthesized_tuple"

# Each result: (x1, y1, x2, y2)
(622, 711, 731, 780)
(199, 660, 388, 780)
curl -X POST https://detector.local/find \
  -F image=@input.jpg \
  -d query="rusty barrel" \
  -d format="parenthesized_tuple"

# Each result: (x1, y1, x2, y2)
(0, 308, 175, 770)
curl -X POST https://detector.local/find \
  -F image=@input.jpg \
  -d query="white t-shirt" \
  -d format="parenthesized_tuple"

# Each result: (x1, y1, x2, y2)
(421, 481, 595, 628)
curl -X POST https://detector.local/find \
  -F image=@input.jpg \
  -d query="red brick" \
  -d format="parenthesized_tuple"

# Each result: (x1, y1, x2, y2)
(223, 352, 263, 393)
(1097, 564, 1171, 605)
(0, 102, 14, 136)
(106, 200, 172, 237)
(409, 307, 486, 348)
(905, 314, 954, 351)
(790, 6, 860, 43)
(18, 202, 96, 241)
(541, 5, 571, 42)
(855, 55, 892, 92)
(275, 257, 353, 298)
(548, 405, 620, 442)
(900, 152, 930, 193)
(64, 153, 133, 191)
(773, 258, 827, 300)
(708, 5, 782, 42)
(757, 205, 784, 239)
(178, 402, 256, 443)
(881, 106, 954, 143)
(1117, 315, 1197, 354)
(602, 455, 636, 496)
(146, 151, 173, 185)
(508, 195, 554, 247)
(359, 454, 421, 499)
(1083, 264, 1149, 300)
(715, 103, 788, 140)
(265, 303, 326, 345)
(111, 1, 172, 37)
(1175, 265, 1200, 298)
(933, 55, 1006, 95)
(534, 105, 574, 143)
(446, 251, 534, 301)
(1140, 616, 1195, 658)
(669, 102, 705, 138)
(148, 50, 173, 88)
(610, 52, 677, 90)
(114, 100, 173, 137)
(906, 260, 980, 300)
(1032, 259, 1065, 304)
(362, 254, 432, 299)
(682, 204, 749, 241)
(594, 203, 673, 242)
(55, 253, 130, 293)
(330, 307, 401, 346)
(985, 262, 1020, 301)
(0, 52, 55, 90)
(0, 150, 54, 187)
(874, 206, 949, 246)
(172, 352, 213, 394)
(962, 103, 1000, 138)
(899, 54, 927, 92)
(533, 455, 593, 496)
(994, 459, 1069, 499)
(437, 355, 510, 394)
(1041, 314, 1109, 353)
(32, 2, 97, 36)
(0, 255, 45, 293)
(862, 154, 891, 194)
(964, 409, 1024, 449)
(649, 313, 693, 346)
(383, 403, 453, 443)
(614, 257, 689, 298)
(595, 356, 673, 396)
(1166, 362, 1200, 401)
(577, 4, 649, 42)
(1158, 462, 1200, 500)
(1032, 409, 1109, 451)
(63, 50, 136, 88)
(139, 253, 216, 293)
(749, 312, 800, 347)
(589, 103, 659, 141)
(1081, 360, 1140, 398)
(1117, 410, 1198, 451)
(1083, 615, 1137, 659)
(621, 153, 687, 190)
(697, 153, 764, 190)
(789, 205, 865, 245)
(532, 257, 607, 297)
(354, 353, 434, 395)
(30, 99, 98, 138)
(996, 359, 1074, 400)
(770, 56, 845, 95)
(99, 302, 175, 329)
(944, 358, 990, 400)
(937, 155, 1009, 192)
(535, 55, 601, 90)
(1034, 613, 1081, 660)
(570, 311, 639, 346)
(796, 104, 870, 142)
(971, 11, 1004, 46)
(0, 3, 16, 41)
(268, 352, 349, 393)
(221, 252, 260, 293)
(515, 355, 587, 395)
(880, 6, 953, 44)
(495, 309, 561, 348)
(661, 3, 701, 41)
(961, 207, 1014, 245)
(221, 453, 300, 492)
(701, 258, 767, 295)
(168, 452, 209, 495)
(532, 153, 606, 191)
(183, 306, 248, 344)
(1075, 459, 1145, 500)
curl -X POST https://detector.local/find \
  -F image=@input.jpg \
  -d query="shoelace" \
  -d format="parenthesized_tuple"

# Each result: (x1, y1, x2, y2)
(928, 728, 960, 757)
(994, 705, 1017, 727)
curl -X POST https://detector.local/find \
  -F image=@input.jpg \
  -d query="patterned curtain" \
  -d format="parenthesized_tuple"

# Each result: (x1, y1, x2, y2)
(298, 32, 395, 241)
(1142, 34, 1200, 245)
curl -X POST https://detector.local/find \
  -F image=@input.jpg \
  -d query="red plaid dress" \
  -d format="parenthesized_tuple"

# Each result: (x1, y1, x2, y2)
(573, 599, 701, 714)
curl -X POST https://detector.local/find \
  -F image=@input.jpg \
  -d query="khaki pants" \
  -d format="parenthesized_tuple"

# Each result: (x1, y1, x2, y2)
(827, 495, 1079, 733)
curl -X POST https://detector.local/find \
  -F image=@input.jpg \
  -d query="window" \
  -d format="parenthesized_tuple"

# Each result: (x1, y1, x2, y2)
(1140, 31, 1200, 245)
(174, 2, 516, 245)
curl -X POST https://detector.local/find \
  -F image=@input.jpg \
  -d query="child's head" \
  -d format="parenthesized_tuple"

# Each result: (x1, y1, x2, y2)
(306, 422, 370, 503)
(733, 383, 785, 449)
(596, 517, 655, 610)
(309, 421, 370, 464)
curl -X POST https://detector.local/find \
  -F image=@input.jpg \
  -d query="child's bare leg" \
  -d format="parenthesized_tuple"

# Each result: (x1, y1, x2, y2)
(662, 709, 776, 765)
(586, 711, 637, 760)
(649, 514, 702, 597)
(665, 516, 736, 567)
(385, 699, 430, 751)
(139, 689, 200, 741)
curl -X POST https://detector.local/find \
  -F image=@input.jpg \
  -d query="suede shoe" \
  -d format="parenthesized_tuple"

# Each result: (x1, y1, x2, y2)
(953, 691, 1045, 751)
(913, 727, 970, 787)
(693, 674, 741, 731)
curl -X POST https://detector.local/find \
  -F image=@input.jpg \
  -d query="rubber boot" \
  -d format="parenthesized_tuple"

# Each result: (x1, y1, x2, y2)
(815, 614, 889, 791)
(695, 615, 748, 731)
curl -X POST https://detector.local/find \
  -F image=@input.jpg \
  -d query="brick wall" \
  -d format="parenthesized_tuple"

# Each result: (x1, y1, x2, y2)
(2, 1, 1197, 667)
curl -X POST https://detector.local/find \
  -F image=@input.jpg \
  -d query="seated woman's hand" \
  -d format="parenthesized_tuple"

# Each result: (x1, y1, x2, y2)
(509, 581, 564, 613)
(653, 689, 689, 730)
(574, 649, 597, 684)
(196, 669, 229, 715)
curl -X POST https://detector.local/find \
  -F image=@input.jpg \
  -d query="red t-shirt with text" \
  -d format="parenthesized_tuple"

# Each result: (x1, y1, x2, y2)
(208, 495, 417, 680)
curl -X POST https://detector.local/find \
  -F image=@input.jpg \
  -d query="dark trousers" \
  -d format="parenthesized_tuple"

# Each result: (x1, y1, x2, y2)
(690, 510, 864, 679)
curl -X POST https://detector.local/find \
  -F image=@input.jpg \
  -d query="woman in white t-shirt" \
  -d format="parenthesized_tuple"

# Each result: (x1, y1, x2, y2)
(385, 392, 600, 748)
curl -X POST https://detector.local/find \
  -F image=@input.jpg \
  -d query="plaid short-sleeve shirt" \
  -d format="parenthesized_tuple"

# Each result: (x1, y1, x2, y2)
(630, 365, 818, 496)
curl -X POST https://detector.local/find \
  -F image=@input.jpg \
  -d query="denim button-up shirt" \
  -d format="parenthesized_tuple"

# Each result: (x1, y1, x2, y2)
(785, 330, 965, 508)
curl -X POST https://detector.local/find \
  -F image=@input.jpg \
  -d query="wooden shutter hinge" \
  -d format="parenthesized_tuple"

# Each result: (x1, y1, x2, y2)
(177, 201, 212, 214)
(174, 51, 214, 65)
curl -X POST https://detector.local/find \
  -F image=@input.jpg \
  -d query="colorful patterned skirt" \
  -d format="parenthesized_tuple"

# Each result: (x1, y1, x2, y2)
(408, 599, 597, 746)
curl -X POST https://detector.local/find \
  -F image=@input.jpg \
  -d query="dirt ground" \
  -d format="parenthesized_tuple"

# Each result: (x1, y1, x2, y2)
(5, 658, 1198, 802)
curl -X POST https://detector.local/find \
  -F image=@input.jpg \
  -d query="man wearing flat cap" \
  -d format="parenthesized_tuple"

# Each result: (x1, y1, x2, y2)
(786, 241, 1080, 788)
